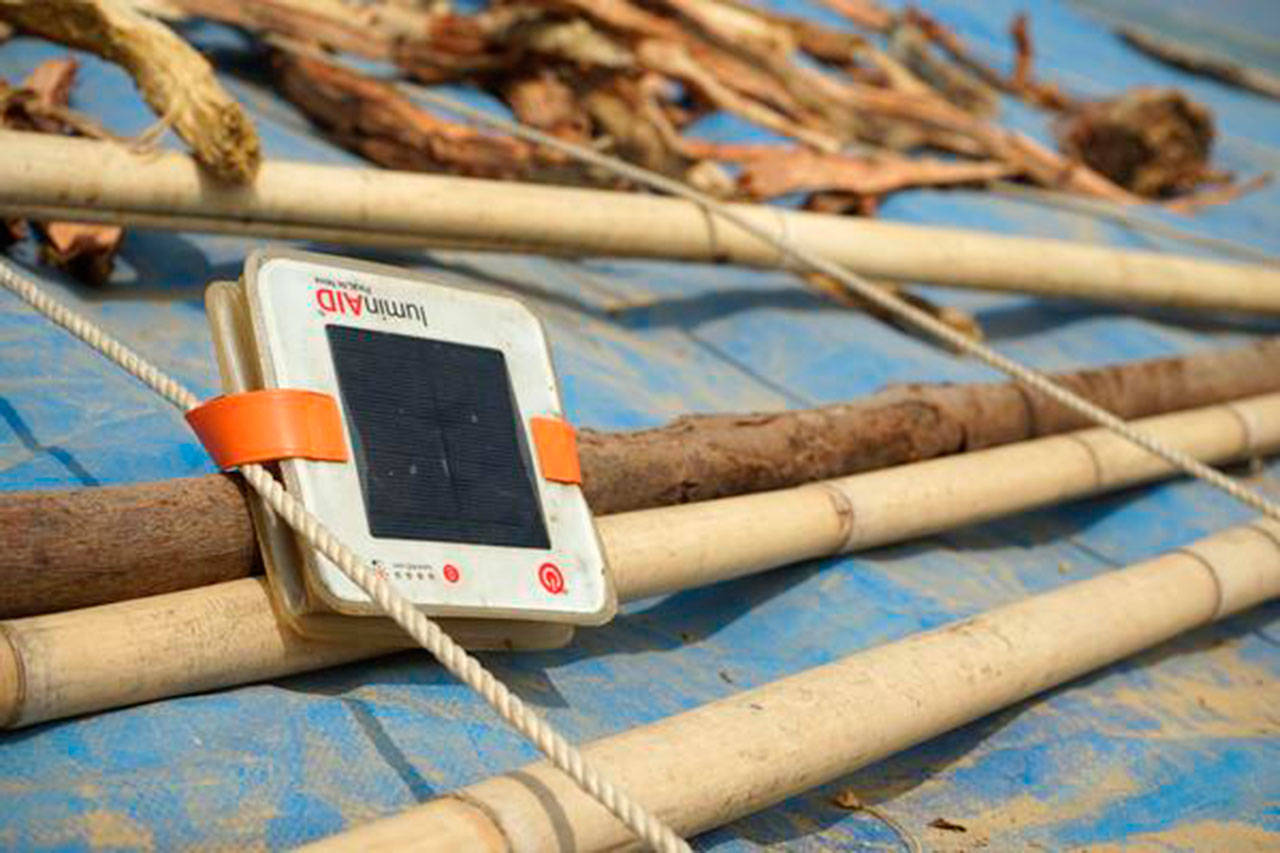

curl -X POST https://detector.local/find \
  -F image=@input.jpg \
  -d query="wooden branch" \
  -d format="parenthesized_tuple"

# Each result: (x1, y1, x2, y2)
(1165, 173, 1273, 214)
(1119, 25, 1280, 102)
(734, 148, 1013, 199)
(886, 20, 999, 117)
(3, 133, 1277, 312)
(3, 339, 1279, 618)
(0, 0, 260, 182)
(820, 0, 893, 33)
(159, 0, 401, 60)
(581, 337, 1280, 514)
(304, 519, 1280, 851)
(2, 395, 1277, 727)
(272, 50, 609, 186)
(0, 475, 258, 619)
(903, 7, 1078, 112)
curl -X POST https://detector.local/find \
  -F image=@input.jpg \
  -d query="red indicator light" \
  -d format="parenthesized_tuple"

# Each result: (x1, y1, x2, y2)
(443, 564, 460, 583)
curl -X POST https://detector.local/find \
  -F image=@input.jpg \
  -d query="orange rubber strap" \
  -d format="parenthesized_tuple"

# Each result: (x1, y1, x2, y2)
(530, 416, 581, 485)
(185, 389, 348, 469)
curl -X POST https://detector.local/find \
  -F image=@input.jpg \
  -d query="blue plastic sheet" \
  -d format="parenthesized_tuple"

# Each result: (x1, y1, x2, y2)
(2, 1, 1278, 848)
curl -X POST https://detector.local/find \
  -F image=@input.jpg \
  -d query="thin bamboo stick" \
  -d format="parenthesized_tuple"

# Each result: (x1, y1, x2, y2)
(0, 393, 1275, 729)
(7, 336, 1280, 619)
(304, 517, 1280, 851)
(1, 130, 1278, 312)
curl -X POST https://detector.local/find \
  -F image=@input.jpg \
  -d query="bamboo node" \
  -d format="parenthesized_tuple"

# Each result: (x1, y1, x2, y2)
(0, 625, 24, 729)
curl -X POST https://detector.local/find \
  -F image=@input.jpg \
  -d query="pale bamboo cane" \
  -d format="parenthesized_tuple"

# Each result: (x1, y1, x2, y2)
(304, 517, 1280, 852)
(1, 130, 1278, 312)
(0, 393, 1275, 729)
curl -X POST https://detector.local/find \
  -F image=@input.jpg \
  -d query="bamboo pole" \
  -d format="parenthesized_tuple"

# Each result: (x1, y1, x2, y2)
(1, 131, 1278, 312)
(7, 337, 1280, 619)
(304, 517, 1280, 851)
(0, 394, 1275, 729)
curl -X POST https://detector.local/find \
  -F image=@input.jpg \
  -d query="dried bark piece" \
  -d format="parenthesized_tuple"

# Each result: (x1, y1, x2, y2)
(659, 0, 796, 62)
(737, 148, 1012, 199)
(394, 9, 525, 83)
(0, 0, 260, 183)
(530, 0, 841, 144)
(887, 21, 999, 117)
(512, 16, 636, 70)
(803, 72, 1137, 201)
(273, 49, 624, 188)
(1057, 88, 1215, 197)
(581, 74, 691, 179)
(1165, 173, 1272, 214)
(905, 7, 1077, 112)
(160, 0, 401, 59)
(38, 221, 125, 285)
(501, 67, 592, 145)
(804, 189, 880, 217)
(18, 56, 76, 113)
(820, 0, 892, 32)
(636, 38, 840, 151)
(1006, 12, 1073, 111)
(1, 58, 125, 283)
(714, 0, 865, 66)
(538, 0, 680, 42)
(1, 57, 99, 135)
(274, 49, 535, 179)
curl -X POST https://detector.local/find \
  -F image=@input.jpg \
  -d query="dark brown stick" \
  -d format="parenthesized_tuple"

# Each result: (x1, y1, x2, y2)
(1118, 26, 1280, 102)
(1, 475, 258, 618)
(581, 336, 1280, 512)
(3, 338, 1279, 618)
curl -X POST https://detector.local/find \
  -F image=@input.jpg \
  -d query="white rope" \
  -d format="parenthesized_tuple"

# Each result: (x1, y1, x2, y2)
(0, 258, 690, 853)
(390, 80, 1280, 523)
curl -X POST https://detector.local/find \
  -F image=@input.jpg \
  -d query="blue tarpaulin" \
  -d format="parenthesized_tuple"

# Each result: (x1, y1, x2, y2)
(2, 1, 1278, 849)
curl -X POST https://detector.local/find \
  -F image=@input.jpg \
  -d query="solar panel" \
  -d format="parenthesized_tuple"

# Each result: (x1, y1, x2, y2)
(326, 324, 550, 549)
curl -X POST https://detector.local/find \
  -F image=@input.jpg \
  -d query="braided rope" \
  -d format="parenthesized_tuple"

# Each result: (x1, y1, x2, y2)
(0, 258, 690, 853)
(396, 83, 1280, 523)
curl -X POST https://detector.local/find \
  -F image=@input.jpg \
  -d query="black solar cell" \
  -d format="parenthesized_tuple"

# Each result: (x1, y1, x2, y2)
(326, 324, 550, 549)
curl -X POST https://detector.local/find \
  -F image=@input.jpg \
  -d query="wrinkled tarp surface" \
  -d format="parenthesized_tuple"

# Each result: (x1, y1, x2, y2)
(1, 1, 1278, 849)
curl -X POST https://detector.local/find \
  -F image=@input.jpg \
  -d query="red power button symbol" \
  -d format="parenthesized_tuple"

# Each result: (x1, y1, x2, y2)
(538, 562, 566, 595)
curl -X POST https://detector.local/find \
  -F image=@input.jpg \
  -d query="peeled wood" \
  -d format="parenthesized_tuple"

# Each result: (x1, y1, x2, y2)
(306, 517, 1280, 851)
(1, 131, 1278, 312)
(1, 394, 1276, 728)
(6, 338, 1280, 618)
(0, 1, 259, 182)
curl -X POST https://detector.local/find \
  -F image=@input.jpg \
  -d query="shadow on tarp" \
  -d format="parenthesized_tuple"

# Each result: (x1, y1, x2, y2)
(975, 296, 1280, 342)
